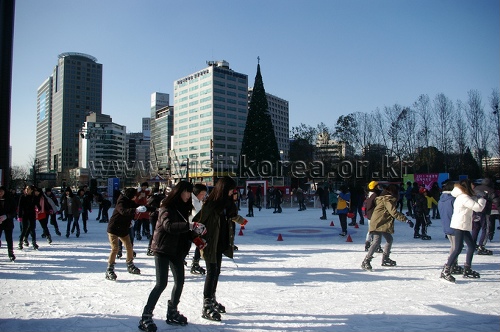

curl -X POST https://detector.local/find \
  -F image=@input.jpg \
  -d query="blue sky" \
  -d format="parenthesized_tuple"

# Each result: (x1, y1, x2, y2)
(10, 0, 499, 167)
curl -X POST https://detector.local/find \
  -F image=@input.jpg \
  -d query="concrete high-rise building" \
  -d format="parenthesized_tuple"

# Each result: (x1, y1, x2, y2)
(150, 92, 173, 172)
(78, 113, 126, 187)
(173, 60, 248, 183)
(248, 88, 290, 161)
(35, 52, 102, 184)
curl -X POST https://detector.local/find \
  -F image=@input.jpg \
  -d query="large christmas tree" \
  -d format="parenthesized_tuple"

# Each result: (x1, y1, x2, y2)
(239, 61, 280, 178)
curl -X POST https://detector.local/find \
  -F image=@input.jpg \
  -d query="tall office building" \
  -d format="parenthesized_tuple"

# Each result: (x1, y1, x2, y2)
(248, 88, 290, 161)
(150, 92, 173, 172)
(173, 60, 248, 183)
(35, 52, 102, 183)
(36, 77, 53, 173)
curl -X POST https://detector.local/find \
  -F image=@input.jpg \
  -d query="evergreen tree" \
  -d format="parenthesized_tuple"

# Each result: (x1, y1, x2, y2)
(239, 62, 280, 177)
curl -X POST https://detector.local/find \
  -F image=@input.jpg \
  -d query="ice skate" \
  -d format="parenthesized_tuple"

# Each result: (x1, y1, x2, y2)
(146, 248, 154, 256)
(166, 300, 188, 325)
(364, 241, 371, 252)
(440, 265, 455, 283)
(202, 298, 221, 321)
(116, 250, 122, 259)
(8, 251, 16, 262)
(105, 264, 117, 281)
(451, 262, 464, 275)
(463, 266, 480, 278)
(212, 296, 226, 313)
(139, 308, 157, 332)
(477, 246, 493, 255)
(127, 262, 141, 274)
(190, 259, 206, 275)
(381, 254, 396, 266)
(361, 256, 373, 271)
(421, 233, 432, 240)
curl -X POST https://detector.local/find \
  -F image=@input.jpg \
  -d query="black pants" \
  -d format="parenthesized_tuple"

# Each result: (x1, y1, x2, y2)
(0, 226, 14, 253)
(338, 213, 347, 233)
(19, 217, 36, 244)
(144, 253, 185, 310)
(203, 251, 223, 298)
(38, 217, 51, 237)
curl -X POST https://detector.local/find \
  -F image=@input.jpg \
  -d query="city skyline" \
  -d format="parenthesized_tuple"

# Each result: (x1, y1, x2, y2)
(10, 0, 499, 167)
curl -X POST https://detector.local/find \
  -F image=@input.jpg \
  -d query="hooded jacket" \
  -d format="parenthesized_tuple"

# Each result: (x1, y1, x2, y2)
(449, 185, 486, 232)
(369, 194, 408, 234)
(438, 191, 455, 235)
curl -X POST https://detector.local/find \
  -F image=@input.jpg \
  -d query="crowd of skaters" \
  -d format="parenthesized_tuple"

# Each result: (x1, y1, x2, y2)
(1, 175, 499, 330)
(294, 177, 498, 279)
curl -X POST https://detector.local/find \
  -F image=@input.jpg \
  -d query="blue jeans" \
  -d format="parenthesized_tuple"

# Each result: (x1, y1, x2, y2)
(446, 229, 475, 267)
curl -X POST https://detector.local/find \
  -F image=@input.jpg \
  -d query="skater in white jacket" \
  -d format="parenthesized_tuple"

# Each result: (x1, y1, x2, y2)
(440, 179, 486, 283)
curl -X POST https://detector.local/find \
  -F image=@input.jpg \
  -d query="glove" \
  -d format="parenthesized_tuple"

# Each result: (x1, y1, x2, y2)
(136, 206, 147, 213)
(193, 236, 207, 250)
(407, 220, 414, 228)
(190, 222, 207, 236)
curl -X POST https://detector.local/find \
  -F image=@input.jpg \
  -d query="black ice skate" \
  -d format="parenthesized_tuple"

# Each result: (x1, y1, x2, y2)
(139, 308, 157, 332)
(477, 246, 493, 255)
(463, 266, 480, 278)
(364, 241, 370, 252)
(8, 251, 16, 262)
(116, 250, 122, 259)
(212, 296, 226, 313)
(451, 262, 464, 275)
(190, 260, 206, 275)
(166, 300, 188, 325)
(361, 256, 373, 271)
(421, 234, 432, 240)
(105, 264, 117, 281)
(381, 254, 396, 266)
(202, 298, 221, 321)
(127, 262, 141, 274)
(440, 265, 456, 283)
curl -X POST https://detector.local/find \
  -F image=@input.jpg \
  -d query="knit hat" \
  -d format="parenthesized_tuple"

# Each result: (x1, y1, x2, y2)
(368, 181, 379, 190)
(419, 187, 427, 194)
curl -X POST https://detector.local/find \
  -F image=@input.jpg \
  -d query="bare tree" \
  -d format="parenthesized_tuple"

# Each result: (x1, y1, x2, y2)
(432, 93, 454, 172)
(453, 100, 468, 157)
(490, 89, 500, 157)
(398, 106, 418, 159)
(465, 89, 489, 174)
(386, 104, 407, 159)
(371, 107, 389, 151)
(352, 111, 374, 156)
(413, 94, 433, 149)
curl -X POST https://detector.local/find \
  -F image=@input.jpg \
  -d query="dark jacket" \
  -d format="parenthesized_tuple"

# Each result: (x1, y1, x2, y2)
(61, 194, 82, 216)
(107, 194, 139, 237)
(151, 206, 192, 258)
(438, 191, 455, 235)
(0, 194, 17, 231)
(18, 193, 37, 221)
(412, 191, 427, 217)
(147, 193, 165, 223)
(193, 201, 246, 264)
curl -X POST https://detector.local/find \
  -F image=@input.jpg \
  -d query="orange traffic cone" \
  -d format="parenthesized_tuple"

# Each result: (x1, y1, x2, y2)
(346, 234, 353, 242)
(330, 221, 335, 226)
(277, 234, 283, 241)
(354, 223, 359, 229)
(238, 229, 244, 236)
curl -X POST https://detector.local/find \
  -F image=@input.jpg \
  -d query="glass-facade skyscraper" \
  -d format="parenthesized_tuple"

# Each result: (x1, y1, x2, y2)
(36, 52, 102, 183)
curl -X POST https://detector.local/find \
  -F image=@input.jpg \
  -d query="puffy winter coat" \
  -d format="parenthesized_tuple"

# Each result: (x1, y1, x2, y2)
(193, 201, 246, 264)
(151, 206, 192, 258)
(450, 185, 486, 232)
(18, 193, 37, 222)
(369, 194, 408, 234)
(438, 191, 455, 235)
(107, 194, 139, 237)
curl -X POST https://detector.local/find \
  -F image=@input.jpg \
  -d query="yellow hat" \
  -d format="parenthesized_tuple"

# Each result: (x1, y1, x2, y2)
(368, 181, 379, 190)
